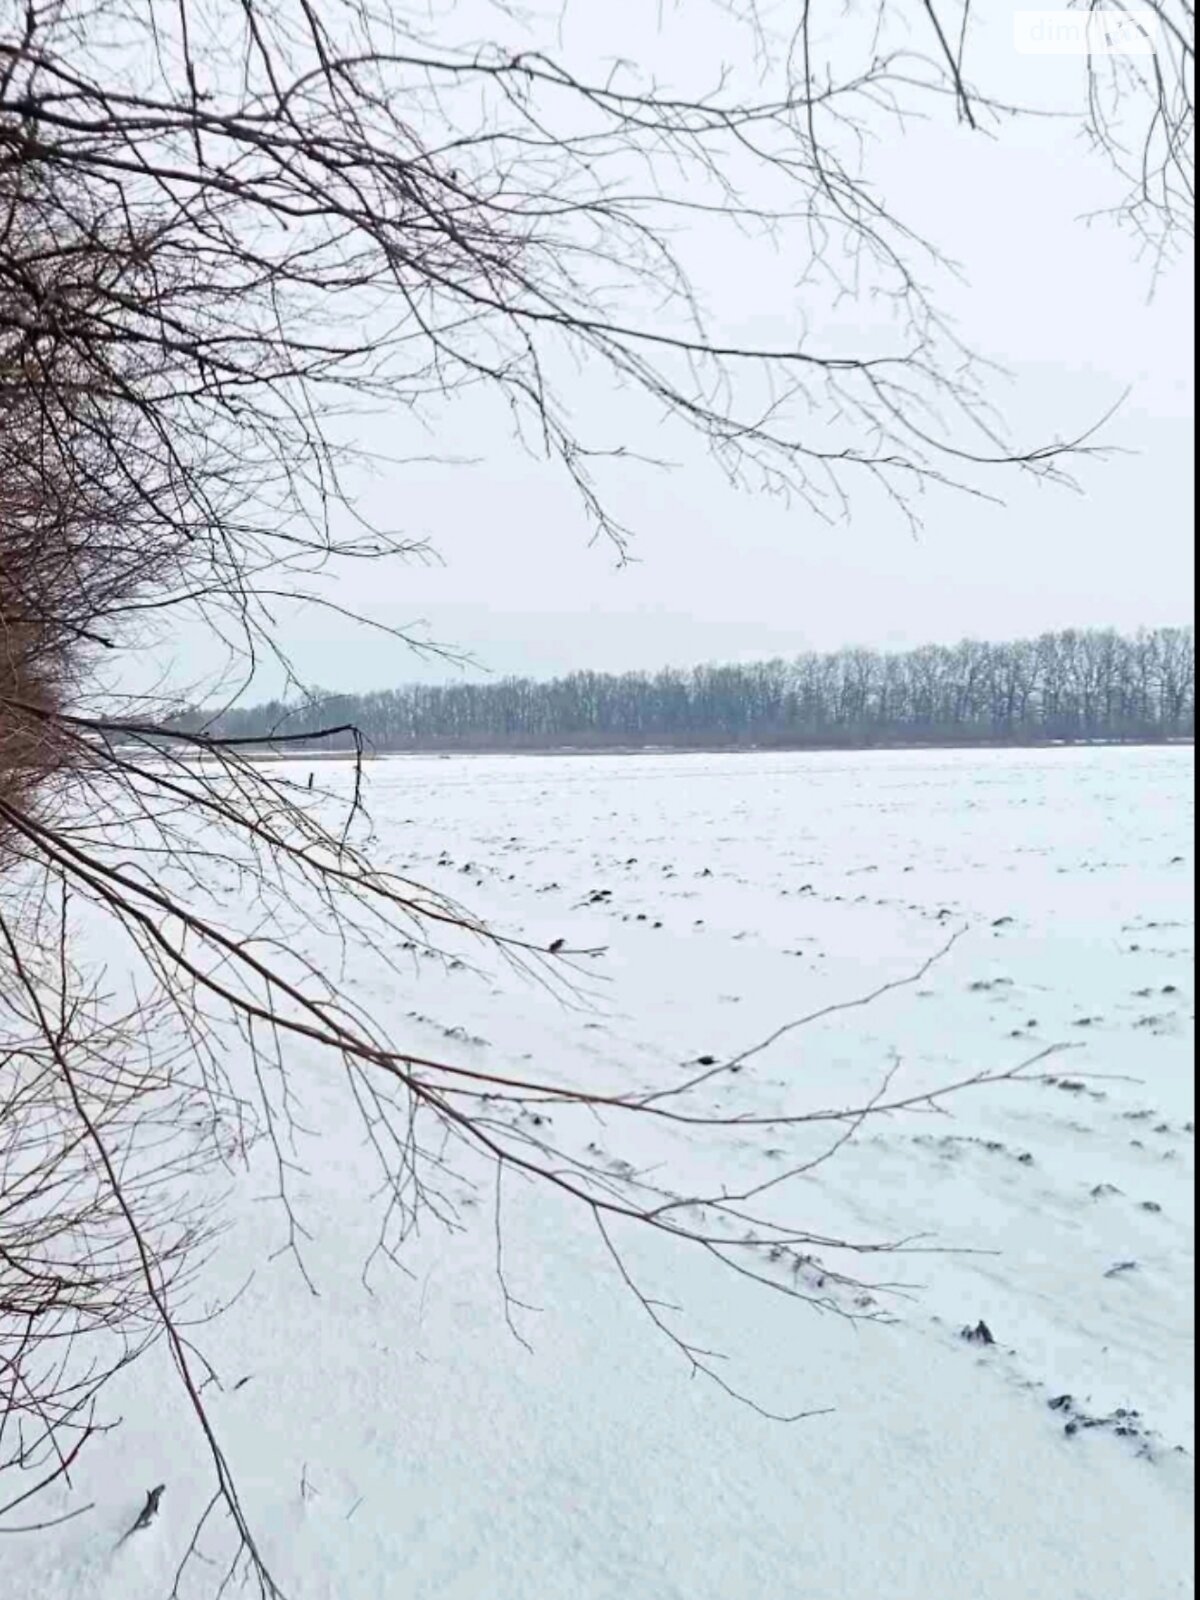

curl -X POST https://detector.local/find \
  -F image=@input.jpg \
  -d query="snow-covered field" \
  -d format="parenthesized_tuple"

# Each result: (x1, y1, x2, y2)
(15, 745, 1195, 1600)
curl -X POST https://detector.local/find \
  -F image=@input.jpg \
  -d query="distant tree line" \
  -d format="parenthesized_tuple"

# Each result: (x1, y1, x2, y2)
(186, 627, 1195, 753)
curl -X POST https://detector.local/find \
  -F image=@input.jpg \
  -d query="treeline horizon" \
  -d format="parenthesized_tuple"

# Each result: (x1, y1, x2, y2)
(187, 625, 1195, 753)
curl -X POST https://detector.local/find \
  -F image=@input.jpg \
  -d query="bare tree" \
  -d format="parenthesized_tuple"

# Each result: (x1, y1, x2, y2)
(0, 0, 1193, 1591)
(203, 625, 1195, 749)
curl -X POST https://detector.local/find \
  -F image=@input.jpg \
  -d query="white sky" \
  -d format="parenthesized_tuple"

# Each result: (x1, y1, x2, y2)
(149, 3, 1195, 696)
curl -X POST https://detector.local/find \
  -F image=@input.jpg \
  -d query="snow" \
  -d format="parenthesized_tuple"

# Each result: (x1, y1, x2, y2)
(10, 745, 1194, 1599)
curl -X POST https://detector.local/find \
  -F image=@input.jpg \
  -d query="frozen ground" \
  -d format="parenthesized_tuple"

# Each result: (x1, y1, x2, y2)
(13, 745, 1195, 1599)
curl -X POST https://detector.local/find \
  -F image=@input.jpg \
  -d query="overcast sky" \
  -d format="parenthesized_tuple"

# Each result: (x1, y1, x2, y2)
(148, 4, 1195, 698)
